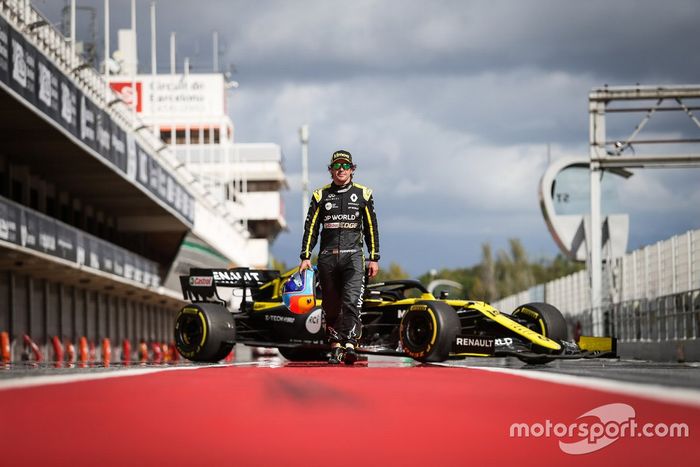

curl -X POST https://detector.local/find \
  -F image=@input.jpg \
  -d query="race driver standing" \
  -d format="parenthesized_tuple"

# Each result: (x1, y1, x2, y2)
(299, 150, 380, 364)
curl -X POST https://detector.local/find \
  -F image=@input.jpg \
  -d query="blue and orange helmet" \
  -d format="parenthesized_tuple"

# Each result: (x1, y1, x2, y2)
(282, 268, 316, 314)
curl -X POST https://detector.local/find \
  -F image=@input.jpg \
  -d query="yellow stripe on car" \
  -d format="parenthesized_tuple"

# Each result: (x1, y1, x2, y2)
(466, 302, 561, 351)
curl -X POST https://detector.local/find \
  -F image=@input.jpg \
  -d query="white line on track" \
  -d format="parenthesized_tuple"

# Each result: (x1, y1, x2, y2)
(0, 364, 232, 391)
(455, 365, 700, 409)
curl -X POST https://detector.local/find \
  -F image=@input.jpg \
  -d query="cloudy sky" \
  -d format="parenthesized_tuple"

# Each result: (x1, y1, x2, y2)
(36, 0, 700, 275)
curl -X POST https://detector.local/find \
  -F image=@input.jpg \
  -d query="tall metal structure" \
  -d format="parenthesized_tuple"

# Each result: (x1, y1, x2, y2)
(588, 85, 700, 335)
(300, 124, 310, 226)
(62, 3, 98, 66)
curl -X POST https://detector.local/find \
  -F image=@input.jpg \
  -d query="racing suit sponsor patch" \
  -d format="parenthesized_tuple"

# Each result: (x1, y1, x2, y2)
(323, 222, 359, 229)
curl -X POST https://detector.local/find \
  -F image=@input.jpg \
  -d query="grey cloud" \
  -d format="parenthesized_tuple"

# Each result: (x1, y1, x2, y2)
(32, 0, 700, 275)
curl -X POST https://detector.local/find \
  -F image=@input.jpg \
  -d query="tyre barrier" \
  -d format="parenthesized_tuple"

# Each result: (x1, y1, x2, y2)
(65, 339, 75, 364)
(169, 341, 180, 362)
(1, 332, 10, 363)
(78, 337, 89, 366)
(122, 339, 132, 364)
(51, 336, 64, 367)
(89, 340, 97, 365)
(151, 342, 163, 363)
(101, 338, 111, 366)
(0, 334, 179, 366)
(22, 335, 43, 362)
(138, 341, 148, 363)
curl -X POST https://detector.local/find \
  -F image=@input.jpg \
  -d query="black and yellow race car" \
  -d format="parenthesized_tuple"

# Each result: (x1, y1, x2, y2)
(174, 267, 616, 364)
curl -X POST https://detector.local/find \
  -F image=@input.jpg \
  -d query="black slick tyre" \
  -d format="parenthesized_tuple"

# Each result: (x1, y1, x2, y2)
(399, 301, 460, 363)
(174, 303, 235, 362)
(511, 302, 568, 363)
(511, 302, 568, 342)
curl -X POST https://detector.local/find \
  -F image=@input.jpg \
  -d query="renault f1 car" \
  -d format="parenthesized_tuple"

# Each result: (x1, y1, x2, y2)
(174, 267, 616, 364)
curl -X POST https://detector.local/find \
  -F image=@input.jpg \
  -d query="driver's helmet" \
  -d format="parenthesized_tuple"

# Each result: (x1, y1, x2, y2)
(282, 268, 316, 314)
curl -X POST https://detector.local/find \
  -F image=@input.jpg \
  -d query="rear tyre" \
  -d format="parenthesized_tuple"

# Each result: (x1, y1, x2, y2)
(174, 303, 235, 362)
(399, 301, 460, 363)
(278, 346, 328, 362)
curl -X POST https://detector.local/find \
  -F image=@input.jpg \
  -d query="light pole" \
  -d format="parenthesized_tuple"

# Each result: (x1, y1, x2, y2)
(300, 124, 309, 227)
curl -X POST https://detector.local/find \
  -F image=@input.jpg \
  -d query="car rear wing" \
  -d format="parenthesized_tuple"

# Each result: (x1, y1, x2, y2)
(180, 268, 281, 304)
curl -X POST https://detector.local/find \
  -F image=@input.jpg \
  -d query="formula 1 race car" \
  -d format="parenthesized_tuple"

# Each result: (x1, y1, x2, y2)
(174, 267, 616, 364)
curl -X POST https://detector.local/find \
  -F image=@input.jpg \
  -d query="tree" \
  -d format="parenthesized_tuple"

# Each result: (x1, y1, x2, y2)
(417, 238, 584, 302)
(373, 262, 410, 282)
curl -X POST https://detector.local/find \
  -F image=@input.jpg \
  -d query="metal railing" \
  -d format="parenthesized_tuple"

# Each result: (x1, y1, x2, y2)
(493, 228, 700, 342)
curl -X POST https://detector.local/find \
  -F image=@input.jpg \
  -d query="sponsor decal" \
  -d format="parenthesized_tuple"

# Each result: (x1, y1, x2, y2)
(305, 309, 323, 334)
(39, 232, 56, 252)
(60, 82, 77, 125)
(397, 308, 408, 319)
(453, 335, 495, 355)
(37, 61, 53, 107)
(495, 337, 514, 346)
(80, 96, 95, 142)
(189, 276, 213, 287)
(97, 114, 111, 152)
(213, 270, 262, 283)
(350, 193, 358, 202)
(516, 307, 540, 319)
(325, 202, 333, 210)
(410, 304, 428, 311)
(109, 81, 142, 112)
(0, 25, 8, 73)
(11, 40, 26, 87)
(265, 315, 295, 324)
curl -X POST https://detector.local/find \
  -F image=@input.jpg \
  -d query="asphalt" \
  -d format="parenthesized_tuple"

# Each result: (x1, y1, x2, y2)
(2, 344, 700, 390)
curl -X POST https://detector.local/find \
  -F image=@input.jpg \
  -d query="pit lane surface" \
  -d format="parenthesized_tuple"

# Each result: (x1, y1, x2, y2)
(1, 352, 699, 466)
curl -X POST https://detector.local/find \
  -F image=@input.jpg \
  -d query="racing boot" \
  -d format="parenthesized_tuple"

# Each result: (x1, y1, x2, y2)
(343, 343, 358, 365)
(328, 345, 344, 365)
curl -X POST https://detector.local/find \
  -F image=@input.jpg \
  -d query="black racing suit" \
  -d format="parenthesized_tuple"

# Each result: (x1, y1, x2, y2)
(300, 181, 380, 346)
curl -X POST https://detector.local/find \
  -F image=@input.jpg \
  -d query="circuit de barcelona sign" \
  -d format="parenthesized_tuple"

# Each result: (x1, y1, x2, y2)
(0, 14, 194, 225)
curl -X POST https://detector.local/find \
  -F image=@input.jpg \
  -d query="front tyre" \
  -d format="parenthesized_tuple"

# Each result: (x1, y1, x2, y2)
(174, 303, 235, 362)
(511, 302, 568, 342)
(399, 301, 460, 362)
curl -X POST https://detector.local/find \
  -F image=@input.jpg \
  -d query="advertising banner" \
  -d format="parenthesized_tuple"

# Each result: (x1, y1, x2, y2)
(0, 195, 160, 288)
(55, 221, 77, 262)
(110, 74, 225, 117)
(0, 19, 195, 224)
(0, 198, 20, 245)
(0, 16, 9, 84)
(110, 117, 127, 172)
(8, 28, 37, 106)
